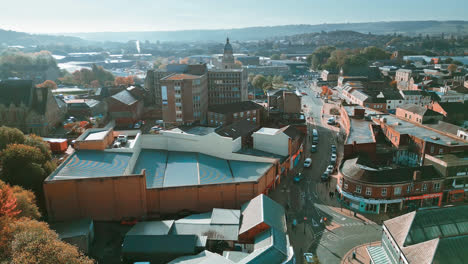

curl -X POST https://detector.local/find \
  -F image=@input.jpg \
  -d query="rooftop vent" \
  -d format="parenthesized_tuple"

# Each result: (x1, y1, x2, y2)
(430, 136, 440, 140)
(448, 141, 459, 145)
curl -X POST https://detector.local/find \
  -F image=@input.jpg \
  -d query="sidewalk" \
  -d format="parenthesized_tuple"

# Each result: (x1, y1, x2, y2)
(341, 241, 381, 264)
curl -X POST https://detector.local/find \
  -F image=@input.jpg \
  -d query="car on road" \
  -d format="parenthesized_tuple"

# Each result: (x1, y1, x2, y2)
(301, 92, 307, 96)
(315, 93, 320, 98)
(304, 158, 312, 168)
(304, 253, 316, 263)
(331, 153, 337, 164)
(310, 144, 317, 153)
(326, 165, 334, 174)
(294, 173, 303, 183)
(327, 117, 335, 125)
(134, 121, 142, 129)
(321, 171, 329, 181)
(331, 144, 336, 154)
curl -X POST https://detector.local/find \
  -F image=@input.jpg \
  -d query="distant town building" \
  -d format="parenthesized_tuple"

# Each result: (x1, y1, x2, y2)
(0, 79, 64, 135)
(65, 99, 106, 118)
(321, 70, 339, 82)
(236, 55, 260, 66)
(208, 69, 248, 105)
(267, 89, 302, 115)
(428, 101, 468, 125)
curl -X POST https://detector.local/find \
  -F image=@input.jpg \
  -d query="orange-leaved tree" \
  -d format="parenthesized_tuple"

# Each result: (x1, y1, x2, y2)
(0, 181, 20, 218)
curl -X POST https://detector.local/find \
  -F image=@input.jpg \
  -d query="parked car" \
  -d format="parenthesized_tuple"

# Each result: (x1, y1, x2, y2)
(117, 135, 128, 144)
(331, 153, 337, 164)
(326, 165, 334, 174)
(304, 253, 316, 263)
(301, 92, 307, 96)
(331, 144, 336, 154)
(304, 158, 312, 168)
(294, 173, 303, 183)
(311, 145, 317, 153)
(134, 122, 142, 129)
(113, 141, 121, 148)
(321, 171, 329, 181)
(327, 118, 335, 125)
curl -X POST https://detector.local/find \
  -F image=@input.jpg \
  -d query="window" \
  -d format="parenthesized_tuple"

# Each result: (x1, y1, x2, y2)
(422, 183, 427, 192)
(430, 146, 434, 153)
(240, 112, 244, 117)
(407, 185, 413, 193)
(434, 183, 440, 191)
(253, 117, 257, 122)
(439, 148, 444, 154)
(344, 183, 348, 190)
(394, 187, 401, 195)
(366, 187, 372, 196)
(356, 185, 361, 194)
(234, 113, 238, 118)
(381, 188, 387, 196)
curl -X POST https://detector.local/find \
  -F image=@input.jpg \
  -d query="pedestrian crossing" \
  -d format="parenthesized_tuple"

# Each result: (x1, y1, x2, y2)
(340, 222, 367, 227)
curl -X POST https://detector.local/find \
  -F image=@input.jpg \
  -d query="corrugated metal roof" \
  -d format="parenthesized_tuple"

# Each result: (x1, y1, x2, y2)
(173, 212, 240, 241)
(211, 209, 240, 225)
(111, 89, 138, 105)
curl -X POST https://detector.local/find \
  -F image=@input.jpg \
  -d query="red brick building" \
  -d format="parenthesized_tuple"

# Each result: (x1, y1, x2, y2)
(107, 88, 144, 125)
(338, 157, 444, 214)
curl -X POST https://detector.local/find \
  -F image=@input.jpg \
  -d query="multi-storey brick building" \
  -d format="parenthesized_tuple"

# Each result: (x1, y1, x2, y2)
(160, 73, 208, 125)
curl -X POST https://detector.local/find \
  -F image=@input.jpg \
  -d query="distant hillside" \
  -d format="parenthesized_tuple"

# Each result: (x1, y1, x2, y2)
(63, 20, 468, 42)
(0, 29, 88, 46)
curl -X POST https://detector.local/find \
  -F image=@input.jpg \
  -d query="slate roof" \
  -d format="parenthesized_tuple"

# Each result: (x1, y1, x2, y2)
(436, 101, 468, 115)
(215, 120, 259, 139)
(340, 157, 442, 184)
(111, 89, 138, 105)
(239, 194, 287, 235)
(398, 104, 442, 117)
(281, 125, 304, 140)
(208, 101, 263, 114)
(0, 79, 49, 114)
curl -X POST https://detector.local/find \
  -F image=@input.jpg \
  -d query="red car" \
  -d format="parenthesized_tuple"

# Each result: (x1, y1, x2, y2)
(301, 92, 307, 95)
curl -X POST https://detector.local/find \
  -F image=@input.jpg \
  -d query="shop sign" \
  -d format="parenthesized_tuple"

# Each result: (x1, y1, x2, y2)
(405, 193, 442, 201)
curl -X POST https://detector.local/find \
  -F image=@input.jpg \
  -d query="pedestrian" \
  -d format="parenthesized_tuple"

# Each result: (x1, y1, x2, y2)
(352, 250, 356, 259)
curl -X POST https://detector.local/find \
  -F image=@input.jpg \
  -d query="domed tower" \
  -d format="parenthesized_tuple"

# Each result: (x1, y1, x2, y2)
(222, 37, 235, 64)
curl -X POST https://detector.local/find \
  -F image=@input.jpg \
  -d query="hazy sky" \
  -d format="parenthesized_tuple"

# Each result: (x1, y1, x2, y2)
(1, 0, 467, 33)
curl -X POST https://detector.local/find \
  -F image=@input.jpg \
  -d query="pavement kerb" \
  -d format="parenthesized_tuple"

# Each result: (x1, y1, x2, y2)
(341, 241, 381, 264)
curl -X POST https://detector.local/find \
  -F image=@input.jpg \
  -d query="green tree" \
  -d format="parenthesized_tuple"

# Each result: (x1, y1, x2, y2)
(307, 46, 336, 70)
(270, 54, 280, 60)
(0, 127, 25, 151)
(272, 75, 284, 84)
(361, 46, 391, 60)
(279, 54, 288, 60)
(252, 75, 267, 90)
(0, 144, 54, 194)
(11, 185, 41, 220)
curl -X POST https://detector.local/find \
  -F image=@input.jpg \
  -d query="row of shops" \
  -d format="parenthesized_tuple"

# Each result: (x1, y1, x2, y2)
(336, 184, 443, 214)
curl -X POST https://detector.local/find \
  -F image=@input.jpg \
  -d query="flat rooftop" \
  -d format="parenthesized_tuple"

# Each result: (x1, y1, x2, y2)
(84, 130, 108, 141)
(51, 151, 132, 179)
(346, 118, 375, 144)
(255, 127, 280, 135)
(133, 149, 273, 189)
(383, 115, 468, 147)
(170, 126, 216, 136)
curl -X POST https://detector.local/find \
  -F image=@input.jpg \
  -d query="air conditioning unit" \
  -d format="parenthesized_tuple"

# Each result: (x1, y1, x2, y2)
(430, 136, 440, 140)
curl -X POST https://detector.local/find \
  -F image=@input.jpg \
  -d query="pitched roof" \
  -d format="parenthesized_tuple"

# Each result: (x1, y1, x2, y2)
(169, 250, 234, 264)
(215, 120, 259, 139)
(398, 104, 442, 117)
(238, 228, 288, 264)
(239, 194, 286, 235)
(281, 125, 304, 140)
(436, 101, 468, 115)
(110, 89, 138, 105)
(0, 79, 34, 107)
(208, 101, 263, 114)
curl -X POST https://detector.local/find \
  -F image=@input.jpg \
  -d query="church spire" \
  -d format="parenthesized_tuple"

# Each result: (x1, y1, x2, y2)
(226, 37, 230, 44)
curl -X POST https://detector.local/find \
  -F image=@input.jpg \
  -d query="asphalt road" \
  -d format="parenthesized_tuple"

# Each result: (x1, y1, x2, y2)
(271, 80, 382, 264)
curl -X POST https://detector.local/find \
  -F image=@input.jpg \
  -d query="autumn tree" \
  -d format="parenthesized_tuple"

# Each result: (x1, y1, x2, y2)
(11, 185, 41, 219)
(0, 218, 93, 264)
(447, 64, 458, 74)
(37, 80, 57, 89)
(279, 54, 288, 60)
(114, 76, 135, 87)
(0, 181, 20, 218)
